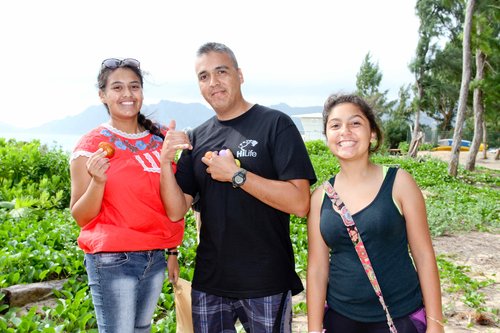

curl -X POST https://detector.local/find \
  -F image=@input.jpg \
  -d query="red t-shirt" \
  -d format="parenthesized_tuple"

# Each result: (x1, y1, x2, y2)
(71, 124, 184, 253)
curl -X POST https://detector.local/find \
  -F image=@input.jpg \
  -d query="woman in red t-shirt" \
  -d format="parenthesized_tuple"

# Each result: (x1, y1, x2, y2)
(69, 58, 185, 332)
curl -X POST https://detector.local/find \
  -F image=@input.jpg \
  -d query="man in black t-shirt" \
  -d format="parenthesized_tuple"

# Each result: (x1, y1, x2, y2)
(160, 42, 316, 332)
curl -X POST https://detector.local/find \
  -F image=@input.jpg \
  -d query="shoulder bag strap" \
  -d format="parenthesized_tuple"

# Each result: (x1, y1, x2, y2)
(323, 180, 398, 333)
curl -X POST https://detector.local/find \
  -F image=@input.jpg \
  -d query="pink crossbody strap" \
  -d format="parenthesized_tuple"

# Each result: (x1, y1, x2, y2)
(323, 180, 398, 333)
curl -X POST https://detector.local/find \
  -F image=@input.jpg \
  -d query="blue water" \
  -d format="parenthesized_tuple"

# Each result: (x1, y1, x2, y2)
(1, 132, 81, 153)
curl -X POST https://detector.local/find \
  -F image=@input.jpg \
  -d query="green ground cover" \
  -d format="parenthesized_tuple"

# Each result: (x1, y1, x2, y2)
(0, 138, 498, 332)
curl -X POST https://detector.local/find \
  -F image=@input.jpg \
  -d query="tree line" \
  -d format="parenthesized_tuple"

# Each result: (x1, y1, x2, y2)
(352, 0, 498, 176)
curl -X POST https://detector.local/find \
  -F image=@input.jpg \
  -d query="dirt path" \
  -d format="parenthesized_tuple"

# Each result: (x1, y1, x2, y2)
(417, 150, 500, 171)
(433, 232, 499, 332)
(292, 232, 500, 332)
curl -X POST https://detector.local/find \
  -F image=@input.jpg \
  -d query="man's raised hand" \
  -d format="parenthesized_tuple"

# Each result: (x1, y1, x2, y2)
(161, 119, 192, 163)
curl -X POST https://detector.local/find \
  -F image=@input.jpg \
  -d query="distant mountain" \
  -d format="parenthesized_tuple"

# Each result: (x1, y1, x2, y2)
(7, 100, 322, 135)
(25, 101, 214, 135)
(141, 100, 214, 131)
(29, 105, 109, 135)
(4, 100, 436, 137)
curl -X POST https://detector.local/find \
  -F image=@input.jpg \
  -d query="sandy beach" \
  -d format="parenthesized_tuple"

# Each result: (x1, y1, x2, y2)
(417, 150, 500, 171)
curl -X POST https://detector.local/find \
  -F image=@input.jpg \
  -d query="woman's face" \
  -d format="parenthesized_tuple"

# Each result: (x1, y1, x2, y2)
(99, 67, 143, 120)
(325, 102, 374, 160)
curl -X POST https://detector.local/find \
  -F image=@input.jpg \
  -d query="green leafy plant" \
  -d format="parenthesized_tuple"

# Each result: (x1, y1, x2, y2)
(437, 256, 495, 313)
(293, 301, 307, 315)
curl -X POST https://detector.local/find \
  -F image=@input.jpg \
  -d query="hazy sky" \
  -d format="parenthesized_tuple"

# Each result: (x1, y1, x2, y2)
(1, 0, 419, 128)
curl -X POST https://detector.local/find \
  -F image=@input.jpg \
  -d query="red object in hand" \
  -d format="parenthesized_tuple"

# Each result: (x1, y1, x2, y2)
(98, 142, 115, 158)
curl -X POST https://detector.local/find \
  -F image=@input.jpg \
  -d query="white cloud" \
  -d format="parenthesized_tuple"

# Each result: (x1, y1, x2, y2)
(0, 0, 419, 128)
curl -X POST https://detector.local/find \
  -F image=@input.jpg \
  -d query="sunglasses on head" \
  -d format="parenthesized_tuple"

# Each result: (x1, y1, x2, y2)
(101, 58, 140, 70)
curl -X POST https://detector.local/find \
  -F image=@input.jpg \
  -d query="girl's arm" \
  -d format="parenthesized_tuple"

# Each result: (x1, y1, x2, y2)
(306, 187, 330, 332)
(70, 149, 109, 227)
(394, 169, 444, 333)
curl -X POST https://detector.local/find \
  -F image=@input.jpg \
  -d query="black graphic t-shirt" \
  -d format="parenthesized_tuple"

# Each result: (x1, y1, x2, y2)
(176, 104, 317, 298)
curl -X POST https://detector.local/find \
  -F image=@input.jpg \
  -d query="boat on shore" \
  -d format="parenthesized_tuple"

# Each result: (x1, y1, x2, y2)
(432, 139, 485, 152)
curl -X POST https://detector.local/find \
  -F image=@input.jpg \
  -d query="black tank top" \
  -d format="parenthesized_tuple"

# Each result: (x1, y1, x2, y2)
(320, 167, 423, 322)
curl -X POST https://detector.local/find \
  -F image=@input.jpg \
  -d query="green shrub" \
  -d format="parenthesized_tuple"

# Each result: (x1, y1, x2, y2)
(305, 139, 329, 156)
(0, 139, 71, 209)
(398, 141, 409, 153)
(418, 142, 436, 151)
(383, 119, 409, 149)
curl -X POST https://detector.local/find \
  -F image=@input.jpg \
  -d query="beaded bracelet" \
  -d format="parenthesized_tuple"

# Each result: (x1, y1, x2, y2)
(426, 315, 445, 327)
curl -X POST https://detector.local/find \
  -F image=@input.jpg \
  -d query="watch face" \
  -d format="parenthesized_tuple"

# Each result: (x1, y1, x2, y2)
(232, 169, 247, 187)
(235, 175, 244, 184)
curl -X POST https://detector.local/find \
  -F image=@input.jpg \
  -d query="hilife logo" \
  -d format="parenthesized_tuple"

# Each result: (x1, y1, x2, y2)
(236, 140, 258, 158)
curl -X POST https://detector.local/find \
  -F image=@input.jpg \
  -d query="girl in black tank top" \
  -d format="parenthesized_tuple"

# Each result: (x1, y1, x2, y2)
(306, 94, 444, 333)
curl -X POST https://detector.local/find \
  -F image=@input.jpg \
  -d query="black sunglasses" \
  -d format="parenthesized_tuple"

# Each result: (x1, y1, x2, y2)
(101, 58, 140, 70)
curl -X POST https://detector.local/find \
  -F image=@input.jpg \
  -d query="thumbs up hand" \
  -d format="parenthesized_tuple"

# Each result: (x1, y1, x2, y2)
(161, 119, 193, 163)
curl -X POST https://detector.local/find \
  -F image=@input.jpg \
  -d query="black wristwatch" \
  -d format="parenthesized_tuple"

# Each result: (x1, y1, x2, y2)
(231, 168, 247, 188)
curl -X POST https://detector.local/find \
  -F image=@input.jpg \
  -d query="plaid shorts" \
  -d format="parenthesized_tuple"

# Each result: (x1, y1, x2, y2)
(191, 289, 292, 333)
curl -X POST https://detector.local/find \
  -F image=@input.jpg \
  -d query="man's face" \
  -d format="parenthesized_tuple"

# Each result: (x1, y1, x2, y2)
(195, 51, 243, 114)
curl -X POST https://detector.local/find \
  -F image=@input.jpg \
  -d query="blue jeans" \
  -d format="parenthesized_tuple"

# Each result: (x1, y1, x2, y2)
(84, 250, 167, 333)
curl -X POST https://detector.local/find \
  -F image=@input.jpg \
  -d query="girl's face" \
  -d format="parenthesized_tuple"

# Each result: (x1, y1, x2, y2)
(325, 102, 375, 160)
(99, 67, 143, 120)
